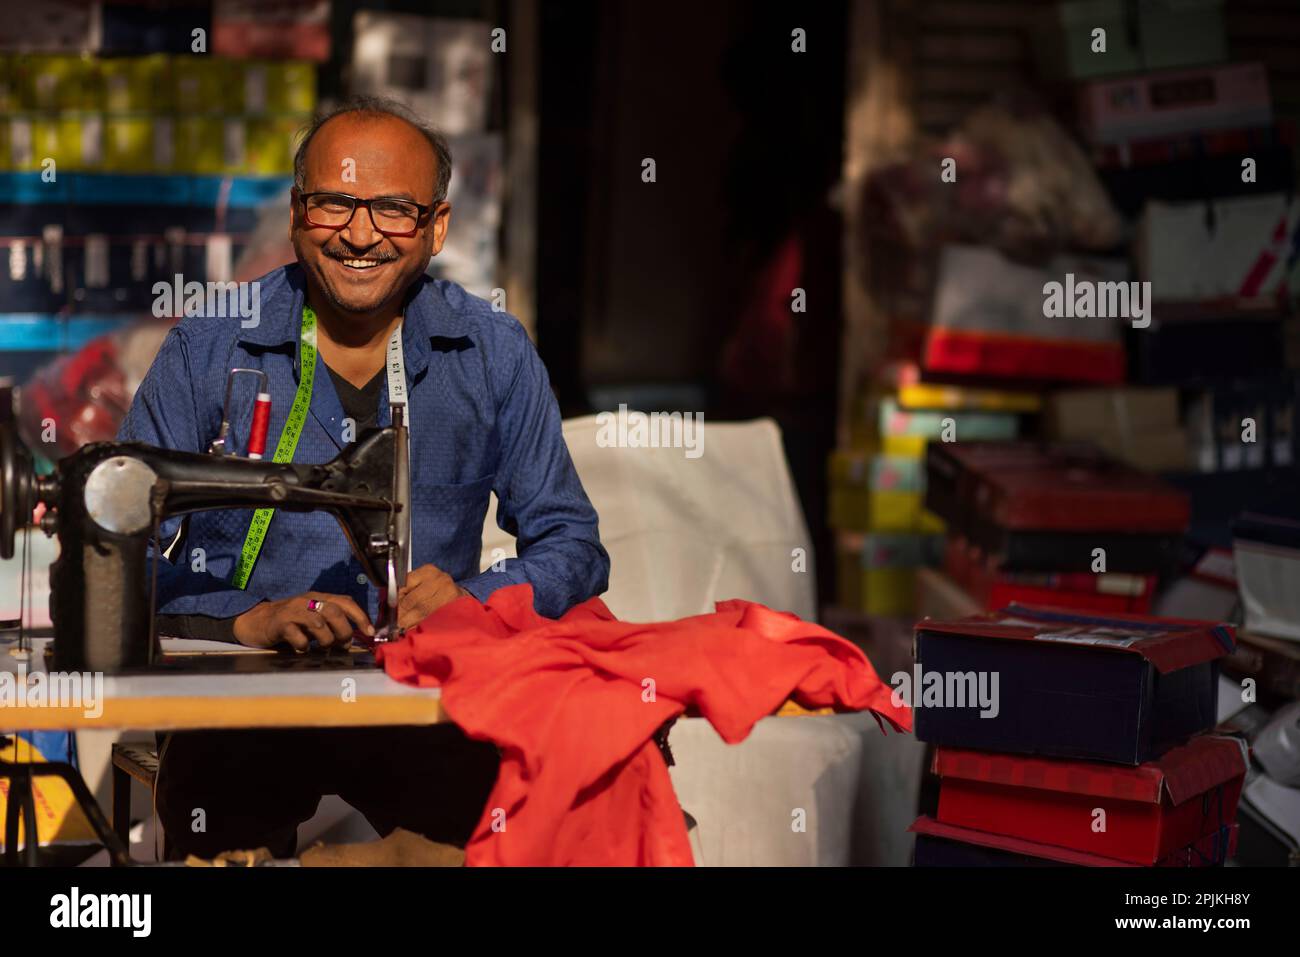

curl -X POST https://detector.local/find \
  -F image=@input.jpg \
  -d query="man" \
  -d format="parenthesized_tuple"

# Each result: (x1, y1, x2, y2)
(119, 96, 609, 858)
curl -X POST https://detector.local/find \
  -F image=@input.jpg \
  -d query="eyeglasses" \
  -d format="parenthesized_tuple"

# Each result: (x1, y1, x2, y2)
(297, 190, 435, 238)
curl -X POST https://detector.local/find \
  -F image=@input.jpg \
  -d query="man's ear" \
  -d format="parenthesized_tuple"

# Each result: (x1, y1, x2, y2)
(287, 188, 299, 242)
(429, 202, 451, 256)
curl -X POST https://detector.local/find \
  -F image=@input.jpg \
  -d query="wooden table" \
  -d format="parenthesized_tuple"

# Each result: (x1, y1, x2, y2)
(2, 636, 446, 865)
(2, 637, 445, 732)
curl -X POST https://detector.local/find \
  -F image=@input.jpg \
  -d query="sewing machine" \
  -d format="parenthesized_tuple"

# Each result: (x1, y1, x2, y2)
(0, 400, 409, 674)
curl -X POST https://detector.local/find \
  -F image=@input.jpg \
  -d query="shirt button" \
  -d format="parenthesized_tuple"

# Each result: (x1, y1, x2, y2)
(356, 573, 368, 585)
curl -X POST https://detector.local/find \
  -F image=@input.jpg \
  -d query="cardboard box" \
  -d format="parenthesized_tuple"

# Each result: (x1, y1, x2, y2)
(913, 606, 1232, 763)
(1045, 387, 1188, 471)
(1046, 387, 1178, 437)
(1138, 0, 1227, 71)
(1034, 1, 1142, 80)
(911, 815, 1237, 867)
(1234, 511, 1300, 643)
(924, 245, 1127, 384)
(1080, 62, 1271, 146)
(1035, 1, 1226, 81)
(932, 735, 1247, 864)
(1088, 426, 1190, 473)
(1139, 194, 1300, 304)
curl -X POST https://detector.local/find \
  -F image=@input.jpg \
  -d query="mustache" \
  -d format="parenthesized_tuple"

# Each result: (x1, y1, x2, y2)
(322, 246, 398, 264)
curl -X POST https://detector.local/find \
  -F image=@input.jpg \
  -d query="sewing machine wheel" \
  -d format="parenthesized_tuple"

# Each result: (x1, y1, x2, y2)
(0, 424, 36, 561)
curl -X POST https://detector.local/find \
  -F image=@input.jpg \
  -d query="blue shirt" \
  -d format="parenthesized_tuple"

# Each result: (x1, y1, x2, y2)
(118, 263, 609, 622)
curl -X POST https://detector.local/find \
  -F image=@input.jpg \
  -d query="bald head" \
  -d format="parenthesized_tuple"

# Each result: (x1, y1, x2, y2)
(294, 96, 453, 204)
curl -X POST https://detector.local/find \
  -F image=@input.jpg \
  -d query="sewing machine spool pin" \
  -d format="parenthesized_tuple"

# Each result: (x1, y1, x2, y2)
(210, 368, 270, 457)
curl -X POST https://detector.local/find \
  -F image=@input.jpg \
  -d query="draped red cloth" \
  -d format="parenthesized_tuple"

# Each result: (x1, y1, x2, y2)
(376, 584, 911, 866)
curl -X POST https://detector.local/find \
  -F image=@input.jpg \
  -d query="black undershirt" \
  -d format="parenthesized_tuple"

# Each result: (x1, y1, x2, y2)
(154, 363, 386, 643)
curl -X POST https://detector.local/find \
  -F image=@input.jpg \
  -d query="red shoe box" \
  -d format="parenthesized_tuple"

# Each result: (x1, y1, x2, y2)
(944, 535, 1155, 614)
(925, 441, 1188, 573)
(933, 735, 1247, 865)
(911, 816, 1237, 867)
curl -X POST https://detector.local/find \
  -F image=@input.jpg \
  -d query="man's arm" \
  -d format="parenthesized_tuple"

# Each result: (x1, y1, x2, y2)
(457, 321, 610, 618)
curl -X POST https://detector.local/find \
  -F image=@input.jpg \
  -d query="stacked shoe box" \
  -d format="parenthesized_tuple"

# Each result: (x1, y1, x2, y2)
(908, 604, 1246, 866)
(924, 441, 1187, 613)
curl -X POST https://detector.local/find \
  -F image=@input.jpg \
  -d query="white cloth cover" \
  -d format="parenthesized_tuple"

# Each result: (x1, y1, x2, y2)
(479, 415, 816, 622)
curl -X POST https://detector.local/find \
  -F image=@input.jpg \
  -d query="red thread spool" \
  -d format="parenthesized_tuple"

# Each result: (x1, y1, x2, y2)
(247, 392, 272, 459)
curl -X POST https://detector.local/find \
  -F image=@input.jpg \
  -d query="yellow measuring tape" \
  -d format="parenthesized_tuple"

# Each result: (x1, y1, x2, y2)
(230, 305, 317, 589)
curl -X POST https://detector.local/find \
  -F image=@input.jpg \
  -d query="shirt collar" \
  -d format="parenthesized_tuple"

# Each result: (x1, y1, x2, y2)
(237, 263, 473, 377)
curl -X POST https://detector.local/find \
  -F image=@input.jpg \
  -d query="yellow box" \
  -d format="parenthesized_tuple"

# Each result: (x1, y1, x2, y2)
(102, 55, 172, 113)
(21, 119, 63, 171)
(882, 434, 928, 458)
(244, 114, 308, 175)
(174, 116, 227, 173)
(103, 117, 156, 173)
(897, 381, 1042, 413)
(58, 114, 102, 171)
(239, 60, 316, 114)
(172, 56, 238, 114)
(835, 553, 917, 616)
(13, 55, 81, 111)
(0, 58, 14, 114)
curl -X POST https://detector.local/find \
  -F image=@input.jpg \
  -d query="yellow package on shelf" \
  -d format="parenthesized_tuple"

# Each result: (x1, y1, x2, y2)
(835, 553, 917, 616)
(11, 55, 82, 111)
(173, 56, 240, 115)
(102, 116, 157, 173)
(239, 60, 317, 115)
(245, 114, 309, 175)
(7, 117, 62, 171)
(175, 116, 249, 174)
(102, 54, 172, 114)
(881, 434, 928, 458)
(897, 381, 1042, 413)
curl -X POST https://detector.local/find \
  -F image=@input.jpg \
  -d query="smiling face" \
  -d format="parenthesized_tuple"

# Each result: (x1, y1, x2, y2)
(291, 112, 450, 321)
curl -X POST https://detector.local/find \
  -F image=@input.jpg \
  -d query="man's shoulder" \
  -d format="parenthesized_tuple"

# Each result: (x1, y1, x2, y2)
(417, 277, 532, 352)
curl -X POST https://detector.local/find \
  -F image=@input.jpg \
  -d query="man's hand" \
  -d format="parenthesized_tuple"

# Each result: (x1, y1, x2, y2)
(397, 564, 472, 630)
(233, 592, 373, 651)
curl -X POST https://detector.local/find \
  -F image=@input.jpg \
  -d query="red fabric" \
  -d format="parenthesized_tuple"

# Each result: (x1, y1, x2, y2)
(376, 584, 910, 867)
